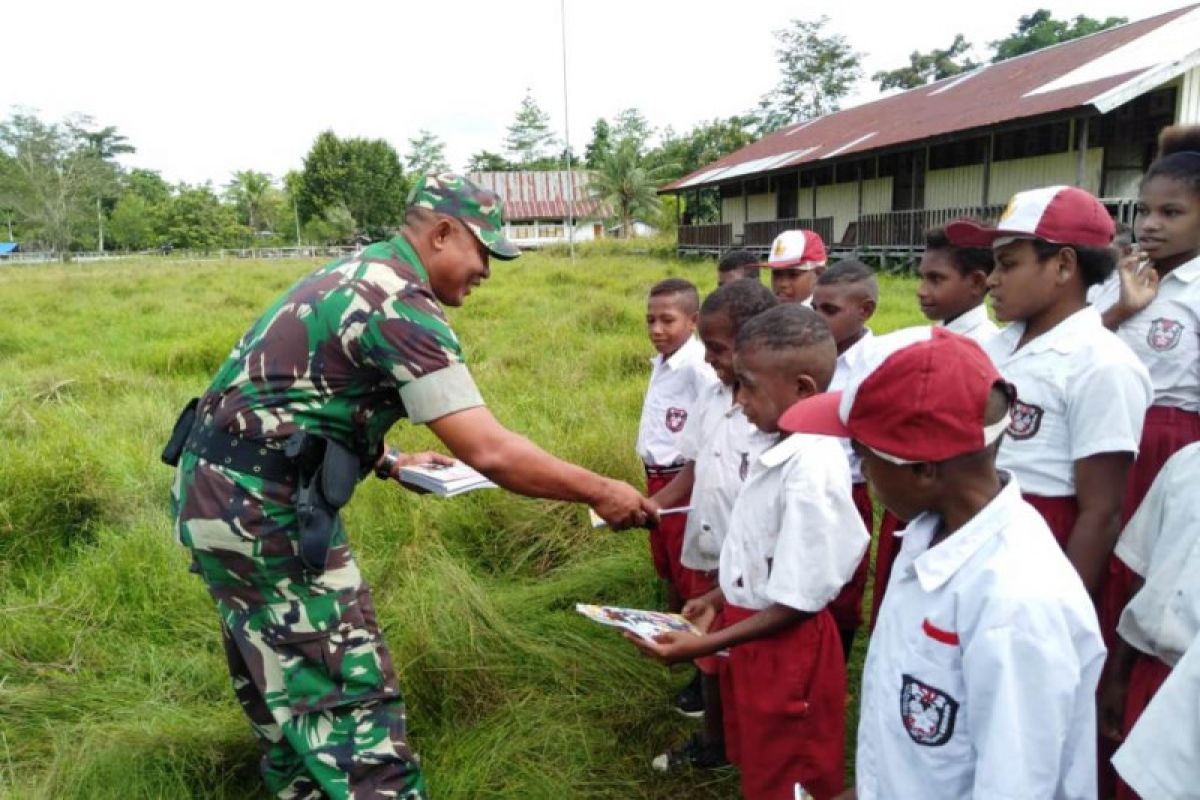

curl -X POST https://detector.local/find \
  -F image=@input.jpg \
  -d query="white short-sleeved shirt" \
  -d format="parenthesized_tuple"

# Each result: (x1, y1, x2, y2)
(1115, 442, 1200, 667)
(984, 306, 1152, 497)
(677, 382, 776, 571)
(719, 433, 869, 612)
(941, 303, 1000, 345)
(1112, 630, 1200, 799)
(1090, 254, 1200, 412)
(856, 476, 1105, 800)
(636, 336, 717, 467)
(829, 331, 874, 484)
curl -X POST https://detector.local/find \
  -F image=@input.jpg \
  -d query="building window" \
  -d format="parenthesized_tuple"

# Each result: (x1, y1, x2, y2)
(993, 121, 1070, 162)
(928, 137, 988, 170)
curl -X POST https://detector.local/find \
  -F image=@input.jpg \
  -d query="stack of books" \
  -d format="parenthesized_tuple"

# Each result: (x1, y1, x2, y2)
(398, 461, 496, 497)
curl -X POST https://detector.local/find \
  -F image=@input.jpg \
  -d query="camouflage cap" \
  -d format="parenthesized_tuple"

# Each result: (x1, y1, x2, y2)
(408, 173, 520, 260)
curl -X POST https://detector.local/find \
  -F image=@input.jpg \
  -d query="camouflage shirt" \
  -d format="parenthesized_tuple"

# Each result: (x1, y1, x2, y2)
(201, 235, 483, 459)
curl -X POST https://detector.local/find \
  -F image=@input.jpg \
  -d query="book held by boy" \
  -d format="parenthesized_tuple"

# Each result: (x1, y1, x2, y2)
(398, 461, 496, 497)
(587, 505, 692, 529)
(575, 603, 702, 641)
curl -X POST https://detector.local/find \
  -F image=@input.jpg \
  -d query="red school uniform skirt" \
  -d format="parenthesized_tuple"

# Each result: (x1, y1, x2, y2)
(1102, 407, 1200, 648)
(1021, 494, 1080, 550)
(645, 467, 714, 601)
(1114, 653, 1174, 800)
(718, 604, 847, 800)
(828, 484, 873, 637)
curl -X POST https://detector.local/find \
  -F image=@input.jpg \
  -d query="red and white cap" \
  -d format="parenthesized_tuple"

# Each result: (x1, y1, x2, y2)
(778, 327, 1011, 464)
(945, 185, 1115, 249)
(767, 229, 828, 270)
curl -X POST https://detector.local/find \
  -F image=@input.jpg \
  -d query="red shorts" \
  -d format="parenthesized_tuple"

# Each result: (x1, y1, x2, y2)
(645, 470, 714, 601)
(719, 605, 846, 800)
(1114, 653, 1173, 800)
(1022, 493, 1079, 550)
(828, 483, 873, 633)
(868, 510, 905, 630)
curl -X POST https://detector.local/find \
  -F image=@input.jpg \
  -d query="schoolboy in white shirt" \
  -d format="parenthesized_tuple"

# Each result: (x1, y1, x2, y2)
(647, 278, 778, 771)
(917, 226, 999, 345)
(767, 229, 827, 305)
(947, 187, 1153, 599)
(811, 260, 879, 658)
(630, 304, 868, 800)
(783, 326, 1106, 800)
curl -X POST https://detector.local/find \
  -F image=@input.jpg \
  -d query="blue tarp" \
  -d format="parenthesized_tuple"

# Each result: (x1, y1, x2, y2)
(0, 243, 17, 255)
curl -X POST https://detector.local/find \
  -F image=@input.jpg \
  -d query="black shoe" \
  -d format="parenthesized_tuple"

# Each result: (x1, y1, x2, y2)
(672, 670, 704, 718)
(651, 734, 729, 772)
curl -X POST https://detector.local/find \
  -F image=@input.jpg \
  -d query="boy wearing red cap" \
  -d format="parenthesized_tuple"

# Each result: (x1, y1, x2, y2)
(629, 304, 868, 800)
(946, 187, 1153, 600)
(783, 327, 1105, 800)
(767, 229, 828, 304)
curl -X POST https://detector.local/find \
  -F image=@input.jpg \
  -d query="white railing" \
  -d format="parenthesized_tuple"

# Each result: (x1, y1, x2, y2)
(0, 245, 362, 265)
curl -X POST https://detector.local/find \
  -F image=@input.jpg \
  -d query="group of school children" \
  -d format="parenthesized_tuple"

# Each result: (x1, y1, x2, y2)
(623, 125, 1200, 799)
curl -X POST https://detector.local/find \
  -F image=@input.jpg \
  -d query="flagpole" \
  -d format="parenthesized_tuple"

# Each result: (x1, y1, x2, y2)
(560, 0, 575, 265)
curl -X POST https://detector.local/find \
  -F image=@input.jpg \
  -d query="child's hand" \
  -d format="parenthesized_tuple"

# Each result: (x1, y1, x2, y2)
(1097, 672, 1130, 743)
(681, 597, 718, 633)
(623, 630, 706, 665)
(1115, 253, 1159, 317)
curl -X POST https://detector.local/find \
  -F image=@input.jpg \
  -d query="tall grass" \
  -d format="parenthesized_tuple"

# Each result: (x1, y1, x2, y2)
(0, 252, 923, 798)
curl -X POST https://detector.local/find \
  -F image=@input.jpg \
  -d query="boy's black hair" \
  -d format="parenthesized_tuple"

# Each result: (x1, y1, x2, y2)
(816, 259, 880, 300)
(735, 303, 832, 352)
(1143, 125, 1200, 195)
(649, 277, 700, 314)
(1031, 239, 1115, 288)
(925, 226, 995, 276)
(718, 249, 762, 273)
(700, 278, 778, 332)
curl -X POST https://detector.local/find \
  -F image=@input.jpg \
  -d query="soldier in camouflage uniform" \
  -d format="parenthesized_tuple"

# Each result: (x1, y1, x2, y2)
(171, 174, 654, 799)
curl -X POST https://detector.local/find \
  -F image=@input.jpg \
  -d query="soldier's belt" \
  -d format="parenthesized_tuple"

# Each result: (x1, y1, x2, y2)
(184, 424, 296, 484)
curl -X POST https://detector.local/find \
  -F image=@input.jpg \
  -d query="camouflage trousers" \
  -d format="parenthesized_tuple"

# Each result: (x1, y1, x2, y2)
(172, 453, 428, 800)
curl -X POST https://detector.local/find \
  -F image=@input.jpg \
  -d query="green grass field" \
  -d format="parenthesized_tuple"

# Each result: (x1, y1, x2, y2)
(0, 248, 923, 799)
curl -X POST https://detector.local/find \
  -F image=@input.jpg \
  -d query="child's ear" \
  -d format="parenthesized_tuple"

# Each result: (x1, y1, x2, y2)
(795, 372, 820, 400)
(969, 270, 990, 297)
(861, 297, 877, 320)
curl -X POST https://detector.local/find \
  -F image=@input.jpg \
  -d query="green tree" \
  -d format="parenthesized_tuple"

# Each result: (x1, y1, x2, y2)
(589, 139, 668, 238)
(991, 10, 1126, 62)
(125, 168, 171, 205)
(645, 116, 756, 181)
(504, 93, 558, 168)
(754, 16, 862, 135)
(163, 185, 245, 250)
(465, 150, 513, 173)
(612, 108, 654, 156)
(297, 131, 407, 239)
(107, 193, 157, 250)
(873, 34, 979, 90)
(0, 111, 115, 253)
(405, 129, 449, 175)
(584, 119, 612, 169)
(303, 202, 356, 245)
(224, 170, 274, 232)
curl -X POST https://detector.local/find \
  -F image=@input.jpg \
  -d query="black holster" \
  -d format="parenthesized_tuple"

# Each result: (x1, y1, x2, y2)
(288, 432, 362, 573)
(161, 398, 200, 467)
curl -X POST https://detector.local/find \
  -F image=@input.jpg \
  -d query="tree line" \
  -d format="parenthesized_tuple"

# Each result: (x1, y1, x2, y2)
(0, 8, 1124, 253)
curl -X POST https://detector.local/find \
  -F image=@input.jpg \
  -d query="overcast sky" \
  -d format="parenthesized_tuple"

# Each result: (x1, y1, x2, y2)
(1, 0, 1189, 186)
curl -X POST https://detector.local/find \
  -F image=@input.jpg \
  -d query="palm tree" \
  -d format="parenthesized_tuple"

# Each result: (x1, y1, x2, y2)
(589, 139, 670, 239)
(225, 170, 273, 233)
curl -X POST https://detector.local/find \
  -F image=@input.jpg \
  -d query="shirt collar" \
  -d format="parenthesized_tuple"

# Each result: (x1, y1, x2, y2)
(388, 234, 431, 285)
(943, 304, 989, 334)
(1167, 253, 1200, 284)
(838, 329, 874, 367)
(655, 335, 703, 369)
(1003, 305, 1100, 356)
(907, 474, 1022, 592)
(758, 432, 805, 468)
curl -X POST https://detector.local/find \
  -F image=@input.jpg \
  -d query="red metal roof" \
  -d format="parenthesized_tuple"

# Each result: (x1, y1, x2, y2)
(664, 5, 1200, 192)
(469, 170, 612, 220)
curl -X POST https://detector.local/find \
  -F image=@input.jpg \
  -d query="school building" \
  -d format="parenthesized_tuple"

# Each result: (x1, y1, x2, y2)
(662, 5, 1200, 261)
(468, 170, 613, 249)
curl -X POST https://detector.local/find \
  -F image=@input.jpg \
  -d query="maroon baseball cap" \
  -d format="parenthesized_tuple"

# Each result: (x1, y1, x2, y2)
(945, 186, 1115, 249)
(779, 327, 1011, 463)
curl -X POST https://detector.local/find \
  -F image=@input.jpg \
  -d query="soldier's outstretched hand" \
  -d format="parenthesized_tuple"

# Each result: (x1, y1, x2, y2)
(592, 479, 659, 530)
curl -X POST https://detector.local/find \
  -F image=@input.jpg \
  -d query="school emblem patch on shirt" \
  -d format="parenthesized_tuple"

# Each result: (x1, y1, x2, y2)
(665, 407, 688, 433)
(900, 674, 959, 747)
(1007, 400, 1043, 440)
(1147, 318, 1184, 352)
